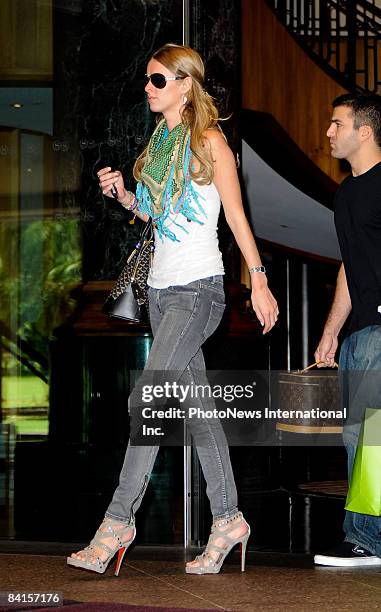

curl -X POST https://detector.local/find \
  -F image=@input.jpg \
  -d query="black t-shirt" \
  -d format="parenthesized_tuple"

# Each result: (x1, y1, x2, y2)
(334, 161, 381, 334)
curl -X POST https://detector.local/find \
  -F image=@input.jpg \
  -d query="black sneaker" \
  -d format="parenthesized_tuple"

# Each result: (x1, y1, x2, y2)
(314, 541, 381, 567)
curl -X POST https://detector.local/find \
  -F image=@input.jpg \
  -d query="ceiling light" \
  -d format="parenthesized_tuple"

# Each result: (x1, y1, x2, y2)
(10, 102, 23, 108)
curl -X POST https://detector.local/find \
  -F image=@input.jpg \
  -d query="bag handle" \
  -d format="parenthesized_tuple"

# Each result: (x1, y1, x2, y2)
(135, 218, 153, 253)
(138, 217, 153, 242)
(300, 361, 339, 373)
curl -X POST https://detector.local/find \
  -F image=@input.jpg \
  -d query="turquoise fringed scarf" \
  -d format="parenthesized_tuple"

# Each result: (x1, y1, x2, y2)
(136, 119, 206, 242)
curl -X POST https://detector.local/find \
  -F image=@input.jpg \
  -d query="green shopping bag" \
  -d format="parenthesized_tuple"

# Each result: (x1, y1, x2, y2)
(345, 408, 381, 516)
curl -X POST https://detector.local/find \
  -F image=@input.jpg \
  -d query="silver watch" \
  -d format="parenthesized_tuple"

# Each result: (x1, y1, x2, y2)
(249, 265, 266, 274)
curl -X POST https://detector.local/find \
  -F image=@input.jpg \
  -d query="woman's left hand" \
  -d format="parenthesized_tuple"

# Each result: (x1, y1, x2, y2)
(251, 279, 279, 334)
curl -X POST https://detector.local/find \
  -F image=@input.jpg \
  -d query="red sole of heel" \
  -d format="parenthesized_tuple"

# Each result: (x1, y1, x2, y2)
(115, 547, 126, 577)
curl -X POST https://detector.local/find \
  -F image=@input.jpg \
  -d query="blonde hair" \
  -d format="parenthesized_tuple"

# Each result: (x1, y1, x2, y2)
(133, 43, 221, 185)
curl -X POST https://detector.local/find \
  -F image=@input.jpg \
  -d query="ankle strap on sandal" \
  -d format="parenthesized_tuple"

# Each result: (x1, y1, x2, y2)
(104, 516, 135, 527)
(212, 511, 243, 531)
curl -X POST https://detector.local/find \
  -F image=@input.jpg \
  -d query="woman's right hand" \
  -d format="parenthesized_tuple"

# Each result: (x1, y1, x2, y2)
(97, 166, 128, 201)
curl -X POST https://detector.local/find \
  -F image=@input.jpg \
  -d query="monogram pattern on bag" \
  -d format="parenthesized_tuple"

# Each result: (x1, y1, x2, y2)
(278, 372, 341, 427)
(110, 228, 154, 307)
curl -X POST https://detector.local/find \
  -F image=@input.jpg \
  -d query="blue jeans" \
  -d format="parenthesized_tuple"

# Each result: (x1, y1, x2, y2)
(340, 325, 381, 556)
(105, 276, 238, 524)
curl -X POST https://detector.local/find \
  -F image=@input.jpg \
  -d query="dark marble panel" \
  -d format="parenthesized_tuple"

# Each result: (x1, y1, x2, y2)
(191, 0, 241, 144)
(53, 0, 183, 280)
(190, 0, 242, 280)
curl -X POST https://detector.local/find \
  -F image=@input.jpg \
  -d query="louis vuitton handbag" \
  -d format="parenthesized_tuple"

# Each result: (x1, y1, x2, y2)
(276, 362, 342, 433)
(103, 219, 154, 323)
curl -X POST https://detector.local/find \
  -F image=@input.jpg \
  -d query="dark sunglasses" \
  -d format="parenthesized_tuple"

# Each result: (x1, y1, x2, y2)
(144, 73, 185, 89)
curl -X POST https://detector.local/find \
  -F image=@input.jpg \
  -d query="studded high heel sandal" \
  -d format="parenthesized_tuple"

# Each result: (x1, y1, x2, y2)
(185, 511, 250, 574)
(67, 517, 136, 575)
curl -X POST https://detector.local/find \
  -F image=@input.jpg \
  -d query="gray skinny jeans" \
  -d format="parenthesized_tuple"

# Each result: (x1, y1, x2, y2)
(105, 275, 238, 525)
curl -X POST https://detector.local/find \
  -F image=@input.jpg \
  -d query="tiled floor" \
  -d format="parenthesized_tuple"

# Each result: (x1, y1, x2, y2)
(1, 547, 381, 611)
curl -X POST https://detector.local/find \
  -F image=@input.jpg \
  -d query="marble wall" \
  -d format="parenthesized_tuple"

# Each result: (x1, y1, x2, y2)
(190, 0, 242, 280)
(191, 0, 241, 148)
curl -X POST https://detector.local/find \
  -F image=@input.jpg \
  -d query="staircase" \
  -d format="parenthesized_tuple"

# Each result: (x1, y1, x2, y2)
(267, 0, 381, 93)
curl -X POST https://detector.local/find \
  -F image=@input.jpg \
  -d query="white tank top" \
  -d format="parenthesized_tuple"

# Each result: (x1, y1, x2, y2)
(147, 180, 225, 289)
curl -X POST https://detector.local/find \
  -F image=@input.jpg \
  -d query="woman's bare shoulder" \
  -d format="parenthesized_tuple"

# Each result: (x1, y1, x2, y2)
(202, 126, 228, 148)
(201, 127, 231, 164)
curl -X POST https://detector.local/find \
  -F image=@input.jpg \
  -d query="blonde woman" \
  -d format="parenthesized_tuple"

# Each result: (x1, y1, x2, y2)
(68, 43, 278, 576)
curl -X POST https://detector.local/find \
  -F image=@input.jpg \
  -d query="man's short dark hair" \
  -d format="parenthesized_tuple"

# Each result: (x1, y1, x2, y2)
(332, 93, 381, 147)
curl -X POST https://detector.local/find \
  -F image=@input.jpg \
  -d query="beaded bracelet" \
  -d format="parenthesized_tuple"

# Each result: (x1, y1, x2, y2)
(120, 192, 138, 212)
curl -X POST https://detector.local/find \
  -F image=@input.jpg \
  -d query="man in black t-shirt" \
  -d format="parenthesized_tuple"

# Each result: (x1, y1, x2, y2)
(314, 93, 381, 567)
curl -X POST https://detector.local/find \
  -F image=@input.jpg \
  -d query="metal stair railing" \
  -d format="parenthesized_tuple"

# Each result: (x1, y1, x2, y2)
(267, 0, 381, 93)
(0, 323, 48, 383)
